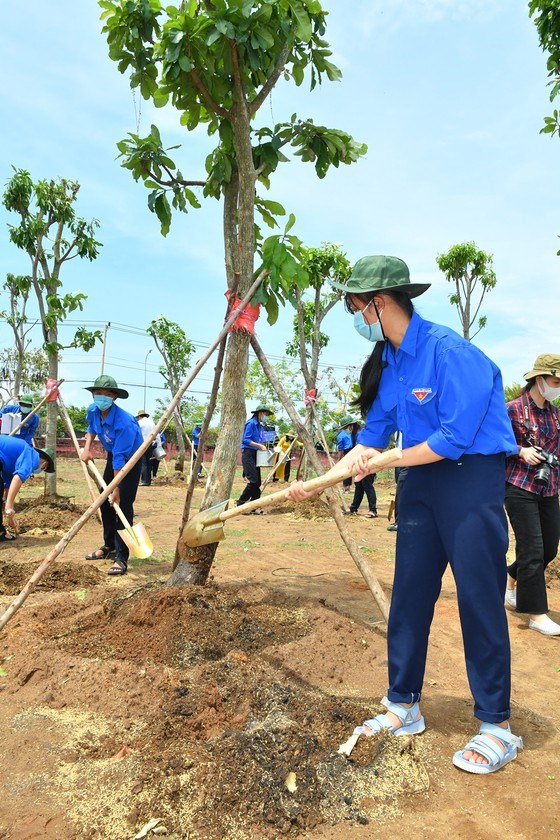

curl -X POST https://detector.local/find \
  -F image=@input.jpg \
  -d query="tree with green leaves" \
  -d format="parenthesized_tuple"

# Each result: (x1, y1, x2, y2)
(100, 0, 366, 584)
(2, 169, 102, 494)
(147, 315, 195, 471)
(285, 242, 350, 470)
(530, 1, 560, 137)
(0, 272, 42, 398)
(435, 242, 497, 341)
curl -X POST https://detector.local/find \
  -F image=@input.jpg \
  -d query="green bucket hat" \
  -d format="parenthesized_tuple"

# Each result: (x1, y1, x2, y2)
(336, 414, 358, 429)
(252, 405, 273, 416)
(85, 375, 129, 400)
(329, 255, 430, 299)
(524, 354, 560, 381)
(34, 446, 55, 473)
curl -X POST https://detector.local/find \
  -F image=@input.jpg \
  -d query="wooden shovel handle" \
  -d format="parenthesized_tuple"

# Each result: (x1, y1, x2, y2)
(87, 460, 132, 531)
(221, 448, 402, 522)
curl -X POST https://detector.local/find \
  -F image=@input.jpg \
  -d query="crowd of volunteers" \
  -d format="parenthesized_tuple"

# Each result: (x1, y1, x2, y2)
(2, 253, 560, 777)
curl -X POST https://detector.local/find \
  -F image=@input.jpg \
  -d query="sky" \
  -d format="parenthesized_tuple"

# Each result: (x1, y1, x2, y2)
(1, 0, 559, 418)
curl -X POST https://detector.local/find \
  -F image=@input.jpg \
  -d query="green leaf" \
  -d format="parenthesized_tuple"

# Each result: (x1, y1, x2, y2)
(284, 213, 296, 234)
(0, 666, 7, 677)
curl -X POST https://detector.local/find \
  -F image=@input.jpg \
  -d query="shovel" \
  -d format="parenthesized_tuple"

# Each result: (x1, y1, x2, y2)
(87, 460, 153, 560)
(182, 448, 402, 547)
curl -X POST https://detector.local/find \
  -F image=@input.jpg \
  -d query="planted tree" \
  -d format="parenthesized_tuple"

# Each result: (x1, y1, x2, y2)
(436, 242, 497, 340)
(285, 242, 350, 465)
(530, 0, 560, 137)
(147, 315, 195, 471)
(100, 0, 367, 584)
(0, 272, 46, 398)
(2, 169, 102, 494)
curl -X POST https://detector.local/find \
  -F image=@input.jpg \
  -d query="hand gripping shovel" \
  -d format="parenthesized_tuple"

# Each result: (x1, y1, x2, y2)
(182, 448, 402, 548)
(87, 460, 153, 560)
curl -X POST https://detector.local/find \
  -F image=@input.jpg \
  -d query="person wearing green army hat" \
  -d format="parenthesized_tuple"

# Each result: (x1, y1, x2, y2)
(287, 254, 523, 775)
(235, 404, 274, 512)
(80, 375, 143, 575)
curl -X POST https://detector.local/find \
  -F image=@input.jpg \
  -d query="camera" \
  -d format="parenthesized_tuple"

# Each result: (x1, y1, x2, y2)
(534, 447, 560, 487)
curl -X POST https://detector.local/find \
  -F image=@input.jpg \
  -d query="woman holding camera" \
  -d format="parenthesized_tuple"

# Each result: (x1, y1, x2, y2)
(504, 355, 560, 636)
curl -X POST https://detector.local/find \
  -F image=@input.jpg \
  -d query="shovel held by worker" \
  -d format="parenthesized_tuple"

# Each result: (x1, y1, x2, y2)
(87, 460, 153, 560)
(183, 448, 402, 548)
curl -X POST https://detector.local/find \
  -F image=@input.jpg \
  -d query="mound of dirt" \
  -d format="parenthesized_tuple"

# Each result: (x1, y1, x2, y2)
(0, 561, 103, 596)
(37, 584, 429, 838)
(16, 498, 88, 534)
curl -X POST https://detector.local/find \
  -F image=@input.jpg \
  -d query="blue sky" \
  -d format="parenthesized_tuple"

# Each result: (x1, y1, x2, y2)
(1, 0, 559, 416)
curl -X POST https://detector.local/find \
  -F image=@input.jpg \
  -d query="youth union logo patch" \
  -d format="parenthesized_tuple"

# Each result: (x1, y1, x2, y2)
(411, 387, 432, 403)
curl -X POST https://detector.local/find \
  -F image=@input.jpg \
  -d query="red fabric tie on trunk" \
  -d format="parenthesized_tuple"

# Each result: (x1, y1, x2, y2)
(225, 290, 260, 334)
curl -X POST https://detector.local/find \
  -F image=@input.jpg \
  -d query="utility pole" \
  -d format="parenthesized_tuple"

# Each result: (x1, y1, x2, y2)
(100, 322, 111, 374)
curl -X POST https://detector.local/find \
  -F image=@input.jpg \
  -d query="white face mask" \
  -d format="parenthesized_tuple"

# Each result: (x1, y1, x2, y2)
(537, 377, 560, 402)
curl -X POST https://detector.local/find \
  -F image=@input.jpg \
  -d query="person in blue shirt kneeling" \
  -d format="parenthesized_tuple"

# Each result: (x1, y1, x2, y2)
(287, 255, 522, 776)
(0, 436, 55, 540)
(80, 375, 143, 575)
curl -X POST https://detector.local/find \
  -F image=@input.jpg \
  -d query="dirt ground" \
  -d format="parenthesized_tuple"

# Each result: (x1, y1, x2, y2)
(1, 458, 559, 840)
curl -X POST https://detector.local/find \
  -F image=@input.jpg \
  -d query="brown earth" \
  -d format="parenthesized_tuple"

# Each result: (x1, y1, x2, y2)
(0, 459, 559, 840)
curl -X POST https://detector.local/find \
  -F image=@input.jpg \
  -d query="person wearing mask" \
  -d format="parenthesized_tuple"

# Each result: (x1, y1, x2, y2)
(236, 405, 273, 510)
(336, 416, 356, 490)
(0, 396, 40, 445)
(504, 355, 560, 636)
(0, 436, 55, 540)
(80, 375, 143, 575)
(287, 255, 522, 775)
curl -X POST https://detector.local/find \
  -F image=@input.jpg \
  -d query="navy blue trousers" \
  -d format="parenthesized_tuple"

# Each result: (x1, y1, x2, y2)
(388, 454, 511, 723)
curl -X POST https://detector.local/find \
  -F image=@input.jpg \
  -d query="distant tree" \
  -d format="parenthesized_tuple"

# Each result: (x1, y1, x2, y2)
(101, 0, 367, 585)
(147, 316, 195, 472)
(285, 243, 351, 470)
(56, 404, 88, 438)
(530, 1, 560, 137)
(504, 382, 523, 402)
(2, 168, 102, 495)
(436, 242, 497, 340)
(0, 272, 42, 397)
(244, 357, 303, 422)
(0, 346, 48, 405)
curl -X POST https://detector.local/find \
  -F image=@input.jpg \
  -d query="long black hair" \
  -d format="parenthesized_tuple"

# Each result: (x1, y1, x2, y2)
(347, 290, 415, 417)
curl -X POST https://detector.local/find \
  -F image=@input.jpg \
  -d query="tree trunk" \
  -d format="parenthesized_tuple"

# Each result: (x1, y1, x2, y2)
(168, 95, 256, 586)
(44, 347, 58, 497)
(175, 423, 186, 472)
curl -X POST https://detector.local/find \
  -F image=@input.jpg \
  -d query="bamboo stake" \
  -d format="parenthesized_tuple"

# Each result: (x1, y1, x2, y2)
(8, 379, 64, 438)
(250, 335, 391, 624)
(57, 395, 102, 523)
(0, 271, 268, 633)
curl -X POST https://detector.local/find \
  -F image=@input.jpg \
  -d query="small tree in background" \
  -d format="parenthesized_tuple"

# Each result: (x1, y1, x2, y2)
(101, 0, 366, 585)
(436, 242, 497, 341)
(285, 243, 351, 469)
(2, 168, 102, 495)
(0, 272, 45, 397)
(0, 346, 48, 405)
(147, 315, 195, 472)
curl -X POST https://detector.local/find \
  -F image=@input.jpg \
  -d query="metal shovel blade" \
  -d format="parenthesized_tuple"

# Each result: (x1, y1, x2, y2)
(117, 521, 154, 559)
(181, 499, 232, 548)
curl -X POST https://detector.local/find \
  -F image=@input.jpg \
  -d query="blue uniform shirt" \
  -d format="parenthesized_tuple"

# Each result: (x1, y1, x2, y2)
(0, 405, 40, 445)
(86, 403, 143, 470)
(357, 312, 517, 459)
(337, 429, 353, 452)
(0, 436, 40, 486)
(241, 416, 265, 450)
(192, 426, 201, 448)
